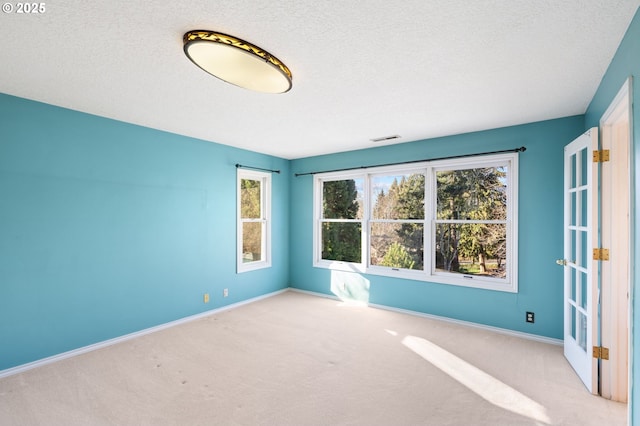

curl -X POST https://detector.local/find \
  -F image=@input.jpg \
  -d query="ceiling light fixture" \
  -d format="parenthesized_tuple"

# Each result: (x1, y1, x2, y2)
(183, 30, 292, 94)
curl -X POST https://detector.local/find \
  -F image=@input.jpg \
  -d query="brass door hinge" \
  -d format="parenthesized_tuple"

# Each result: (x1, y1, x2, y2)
(593, 248, 610, 261)
(593, 346, 610, 360)
(593, 149, 610, 162)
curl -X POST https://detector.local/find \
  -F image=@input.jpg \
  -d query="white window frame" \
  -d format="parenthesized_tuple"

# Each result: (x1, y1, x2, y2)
(313, 153, 518, 292)
(237, 169, 271, 273)
(313, 170, 366, 272)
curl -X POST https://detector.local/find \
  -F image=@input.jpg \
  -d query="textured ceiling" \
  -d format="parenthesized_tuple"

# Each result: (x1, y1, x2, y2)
(1, 1, 638, 159)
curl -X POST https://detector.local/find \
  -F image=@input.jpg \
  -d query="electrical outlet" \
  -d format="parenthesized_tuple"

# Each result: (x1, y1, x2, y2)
(223, 288, 228, 297)
(526, 312, 535, 323)
(203, 293, 210, 303)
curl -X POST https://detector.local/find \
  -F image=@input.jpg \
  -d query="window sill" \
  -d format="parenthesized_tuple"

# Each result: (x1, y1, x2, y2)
(237, 261, 272, 274)
(313, 261, 517, 293)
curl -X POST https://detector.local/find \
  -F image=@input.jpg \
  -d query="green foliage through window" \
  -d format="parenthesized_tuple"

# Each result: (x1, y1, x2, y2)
(315, 154, 516, 290)
(240, 178, 264, 264)
(435, 167, 507, 278)
(321, 179, 362, 262)
(370, 174, 425, 270)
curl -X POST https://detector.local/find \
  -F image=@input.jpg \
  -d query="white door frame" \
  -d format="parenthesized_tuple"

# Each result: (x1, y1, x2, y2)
(598, 77, 633, 403)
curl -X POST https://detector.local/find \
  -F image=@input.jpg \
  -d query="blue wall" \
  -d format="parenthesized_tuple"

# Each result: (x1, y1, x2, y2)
(289, 116, 584, 340)
(0, 94, 290, 370)
(585, 6, 640, 423)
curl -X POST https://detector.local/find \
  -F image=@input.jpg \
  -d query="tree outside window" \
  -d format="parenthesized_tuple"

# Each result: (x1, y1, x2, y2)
(370, 173, 425, 270)
(435, 167, 507, 278)
(238, 170, 271, 272)
(320, 179, 362, 263)
(314, 153, 517, 292)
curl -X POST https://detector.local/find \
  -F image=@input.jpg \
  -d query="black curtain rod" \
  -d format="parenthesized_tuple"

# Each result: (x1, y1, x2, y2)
(294, 146, 526, 177)
(235, 164, 281, 174)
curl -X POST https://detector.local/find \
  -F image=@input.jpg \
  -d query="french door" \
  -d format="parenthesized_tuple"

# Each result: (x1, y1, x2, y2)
(561, 128, 598, 394)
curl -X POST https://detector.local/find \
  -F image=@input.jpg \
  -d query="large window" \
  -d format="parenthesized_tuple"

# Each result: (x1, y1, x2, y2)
(313, 153, 518, 292)
(237, 170, 271, 273)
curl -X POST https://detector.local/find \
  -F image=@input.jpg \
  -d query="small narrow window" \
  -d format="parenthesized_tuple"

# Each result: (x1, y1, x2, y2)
(237, 170, 271, 272)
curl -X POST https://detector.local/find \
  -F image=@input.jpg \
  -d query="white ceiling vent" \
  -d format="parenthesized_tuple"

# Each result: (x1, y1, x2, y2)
(370, 135, 401, 143)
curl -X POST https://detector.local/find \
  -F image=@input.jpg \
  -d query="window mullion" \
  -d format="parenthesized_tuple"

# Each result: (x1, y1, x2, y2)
(426, 165, 434, 277)
(363, 173, 371, 268)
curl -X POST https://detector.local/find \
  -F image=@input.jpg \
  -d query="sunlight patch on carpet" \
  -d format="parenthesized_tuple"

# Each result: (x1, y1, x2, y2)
(402, 335, 551, 424)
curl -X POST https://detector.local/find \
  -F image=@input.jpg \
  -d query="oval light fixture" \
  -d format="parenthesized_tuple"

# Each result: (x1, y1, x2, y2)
(183, 30, 292, 94)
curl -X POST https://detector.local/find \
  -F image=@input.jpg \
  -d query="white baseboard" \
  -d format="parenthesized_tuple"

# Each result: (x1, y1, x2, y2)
(1, 286, 561, 380)
(288, 288, 563, 346)
(0, 288, 288, 379)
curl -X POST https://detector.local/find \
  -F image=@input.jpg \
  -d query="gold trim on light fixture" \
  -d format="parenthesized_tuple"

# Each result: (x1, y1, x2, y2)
(183, 30, 292, 94)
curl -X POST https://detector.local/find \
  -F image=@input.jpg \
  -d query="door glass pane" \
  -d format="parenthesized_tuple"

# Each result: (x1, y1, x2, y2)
(580, 271, 588, 309)
(571, 305, 577, 340)
(321, 222, 361, 262)
(578, 312, 587, 351)
(570, 154, 577, 189)
(580, 230, 587, 268)
(571, 268, 577, 302)
(571, 192, 577, 226)
(570, 230, 577, 265)
(580, 148, 588, 187)
(242, 222, 262, 263)
(579, 189, 588, 227)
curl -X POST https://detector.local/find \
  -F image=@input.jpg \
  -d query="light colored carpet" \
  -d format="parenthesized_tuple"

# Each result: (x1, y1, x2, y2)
(0, 290, 627, 425)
